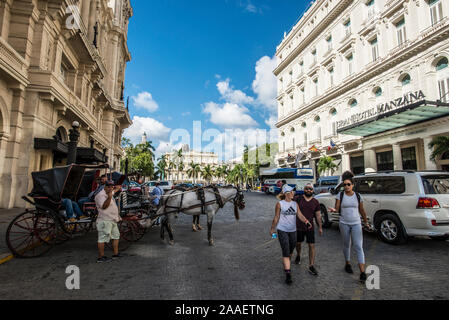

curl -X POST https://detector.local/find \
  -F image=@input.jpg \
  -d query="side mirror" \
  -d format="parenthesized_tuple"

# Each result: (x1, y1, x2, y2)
(329, 188, 335, 194)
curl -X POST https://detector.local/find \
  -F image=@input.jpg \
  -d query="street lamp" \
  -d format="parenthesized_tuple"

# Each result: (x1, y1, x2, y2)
(67, 121, 80, 165)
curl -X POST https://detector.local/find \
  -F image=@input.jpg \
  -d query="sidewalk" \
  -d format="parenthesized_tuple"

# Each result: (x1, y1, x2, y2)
(0, 208, 26, 260)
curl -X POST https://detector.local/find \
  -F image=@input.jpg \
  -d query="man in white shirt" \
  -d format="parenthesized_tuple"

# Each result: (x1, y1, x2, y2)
(95, 180, 122, 263)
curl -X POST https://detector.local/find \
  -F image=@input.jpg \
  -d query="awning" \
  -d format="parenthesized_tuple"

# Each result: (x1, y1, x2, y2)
(34, 138, 68, 154)
(34, 138, 107, 163)
(338, 100, 449, 137)
(75, 147, 108, 163)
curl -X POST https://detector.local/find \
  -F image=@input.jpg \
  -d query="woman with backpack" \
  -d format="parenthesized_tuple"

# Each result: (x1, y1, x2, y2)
(270, 185, 312, 285)
(329, 171, 369, 282)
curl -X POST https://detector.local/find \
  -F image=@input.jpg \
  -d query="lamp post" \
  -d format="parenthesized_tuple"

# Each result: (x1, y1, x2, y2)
(67, 121, 80, 165)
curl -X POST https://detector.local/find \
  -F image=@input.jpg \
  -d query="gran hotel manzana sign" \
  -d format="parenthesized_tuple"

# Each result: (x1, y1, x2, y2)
(336, 90, 426, 130)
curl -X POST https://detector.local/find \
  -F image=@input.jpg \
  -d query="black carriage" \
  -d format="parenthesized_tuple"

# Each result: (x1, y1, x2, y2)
(5, 164, 109, 258)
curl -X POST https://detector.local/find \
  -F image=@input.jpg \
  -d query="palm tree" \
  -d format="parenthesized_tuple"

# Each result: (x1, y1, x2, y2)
(177, 161, 185, 183)
(317, 156, 338, 176)
(156, 155, 167, 180)
(243, 145, 249, 165)
(246, 164, 257, 189)
(201, 164, 214, 185)
(187, 161, 201, 184)
(429, 136, 449, 162)
(168, 161, 176, 181)
(173, 148, 184, 182)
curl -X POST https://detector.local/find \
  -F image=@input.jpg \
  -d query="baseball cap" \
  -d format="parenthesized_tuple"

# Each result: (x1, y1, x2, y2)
(282, 185, 294, 193)
(105, 180, 115, 187)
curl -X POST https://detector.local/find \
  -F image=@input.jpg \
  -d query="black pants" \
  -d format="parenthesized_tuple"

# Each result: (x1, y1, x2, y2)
(277, 230, 297, 258)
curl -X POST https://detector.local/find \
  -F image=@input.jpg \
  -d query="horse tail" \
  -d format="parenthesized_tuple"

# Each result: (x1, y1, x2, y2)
(234, 203, 240, 221)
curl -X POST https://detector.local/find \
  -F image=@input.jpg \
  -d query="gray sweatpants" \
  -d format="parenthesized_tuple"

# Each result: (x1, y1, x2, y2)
(339, 223, 365, 264)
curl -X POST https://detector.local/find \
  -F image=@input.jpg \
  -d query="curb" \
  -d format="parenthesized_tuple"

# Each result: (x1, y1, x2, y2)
(0, 252, 13, 265)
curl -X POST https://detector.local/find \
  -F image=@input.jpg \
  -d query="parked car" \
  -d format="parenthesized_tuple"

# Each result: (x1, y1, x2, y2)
(315, 170, 449, 245)
(314, 176, 341, 194)
(176, 183, 195, 189)
(143, 181, 174, 193)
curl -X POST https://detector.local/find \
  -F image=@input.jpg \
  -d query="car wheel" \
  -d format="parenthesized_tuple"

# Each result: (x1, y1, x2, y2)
(376, 214, 407, 245)
(430, 235, 449, 241)
(320, 205, 332, 229)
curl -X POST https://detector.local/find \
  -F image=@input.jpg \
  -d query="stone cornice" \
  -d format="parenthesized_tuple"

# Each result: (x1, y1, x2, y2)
(274, 0, 354, 76)
(276, 18, 449, 128)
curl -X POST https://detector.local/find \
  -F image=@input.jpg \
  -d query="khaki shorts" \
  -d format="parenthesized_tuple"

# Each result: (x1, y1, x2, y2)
(97, 221, 120, 243)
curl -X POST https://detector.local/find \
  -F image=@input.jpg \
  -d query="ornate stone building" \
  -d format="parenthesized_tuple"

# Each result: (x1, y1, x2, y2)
(0, 0, 133, 208)
(275, 0, 449, 177)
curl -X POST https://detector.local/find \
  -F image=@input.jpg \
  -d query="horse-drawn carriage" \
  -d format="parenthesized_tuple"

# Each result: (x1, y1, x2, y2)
(5, 164, 158, 258)
(6, 163, 246, 258)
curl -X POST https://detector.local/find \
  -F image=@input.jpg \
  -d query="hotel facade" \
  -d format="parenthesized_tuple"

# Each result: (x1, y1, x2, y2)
(274, 0, 449, 177)
(0, 0, 132, 208)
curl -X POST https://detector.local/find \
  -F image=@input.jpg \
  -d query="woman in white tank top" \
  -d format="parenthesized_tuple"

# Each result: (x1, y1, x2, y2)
(270, 186, 312, 284)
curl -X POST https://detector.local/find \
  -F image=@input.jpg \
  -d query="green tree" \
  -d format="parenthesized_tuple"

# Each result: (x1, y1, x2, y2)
(187, 161, 201, 184)
(156, 155, 167, 180)
(243, 145, 249, 165)
(201, 164, 214, 184)
(317, 156, 338, 176)
(429, 136, 449, 163)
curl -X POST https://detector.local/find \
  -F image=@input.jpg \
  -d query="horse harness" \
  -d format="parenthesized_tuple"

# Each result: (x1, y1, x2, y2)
(161, 186, 227, 216)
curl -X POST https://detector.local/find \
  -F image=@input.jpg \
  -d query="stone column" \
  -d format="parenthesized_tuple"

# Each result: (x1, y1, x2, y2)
(423, 137, 438, 170)
(1, 85, 26, 208)
(392, 144, 403, 171)
(341, 153, 350, 173)
(364, 149, 377, 173)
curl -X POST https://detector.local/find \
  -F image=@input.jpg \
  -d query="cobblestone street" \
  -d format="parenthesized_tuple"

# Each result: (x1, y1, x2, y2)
(0, 192, 448, 300)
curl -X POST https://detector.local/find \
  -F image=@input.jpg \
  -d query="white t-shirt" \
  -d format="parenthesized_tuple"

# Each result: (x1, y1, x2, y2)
(277, 200, 298, 233)
(95, 190, 121, 223)
(335, 192, 363, 225)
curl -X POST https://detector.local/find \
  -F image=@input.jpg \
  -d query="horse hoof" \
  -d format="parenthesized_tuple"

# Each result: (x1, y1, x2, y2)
(197, 225, 203, 231)
(209, 240, 215, 246)
(169, 240, 175, 246)
(192, 225, 197, 232)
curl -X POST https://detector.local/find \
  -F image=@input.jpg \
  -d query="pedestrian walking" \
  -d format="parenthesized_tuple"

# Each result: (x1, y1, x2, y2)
(328, 171, 369, 282)
(294, 183, 323, 276)
(95, 180, 122, 263)
(270, 186, 312, 285)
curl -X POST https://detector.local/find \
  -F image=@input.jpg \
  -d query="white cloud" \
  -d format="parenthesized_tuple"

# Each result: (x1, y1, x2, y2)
(217, 79, 254, 105)
(124, 116, 171, 144)
(252, 55, 277, 111)
(265, 115, 278, 129)
(132, 92, 159, 113)
(154, 140, 184, 159)
(203, 102, 258, 128)
(211, 128, 277, 161)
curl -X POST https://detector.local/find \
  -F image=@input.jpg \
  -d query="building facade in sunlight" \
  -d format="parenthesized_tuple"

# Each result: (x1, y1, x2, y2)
(275, 0, 449, 176)
(0, 0, 132, 208)
(165, 145, 219, 182)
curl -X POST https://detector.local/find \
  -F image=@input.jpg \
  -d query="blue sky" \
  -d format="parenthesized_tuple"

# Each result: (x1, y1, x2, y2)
(123, 0, 309, 160)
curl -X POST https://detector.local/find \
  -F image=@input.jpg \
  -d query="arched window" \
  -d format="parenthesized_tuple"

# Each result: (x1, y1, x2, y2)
(400, 74, 411, 86)
(436, 57, 448, 71)
(56, 127, 68, 142)
(374, 87, 382, 97)
(314, 116, 321, 122)
(330, 108, 337, 116)
(437, 58, 449, 102)
(301, 122, 307, 128)
(349, 99, 358, 108)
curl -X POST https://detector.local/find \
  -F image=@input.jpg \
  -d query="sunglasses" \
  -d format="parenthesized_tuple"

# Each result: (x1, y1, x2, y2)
(344, 183, 352, 187)
(304, 188, 313, 191)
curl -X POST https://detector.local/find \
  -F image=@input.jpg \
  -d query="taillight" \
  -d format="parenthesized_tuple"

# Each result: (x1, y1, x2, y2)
(417, 197, 441, 209)
(431, 220, 437, 226)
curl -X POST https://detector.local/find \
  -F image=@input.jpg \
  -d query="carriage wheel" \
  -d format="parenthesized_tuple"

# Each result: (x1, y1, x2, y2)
(6, 210, 58, 258)
(119, 219, 146, 242)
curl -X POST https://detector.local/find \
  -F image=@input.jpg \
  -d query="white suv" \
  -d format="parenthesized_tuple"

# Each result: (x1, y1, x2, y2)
(315, 171, 449, 244)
